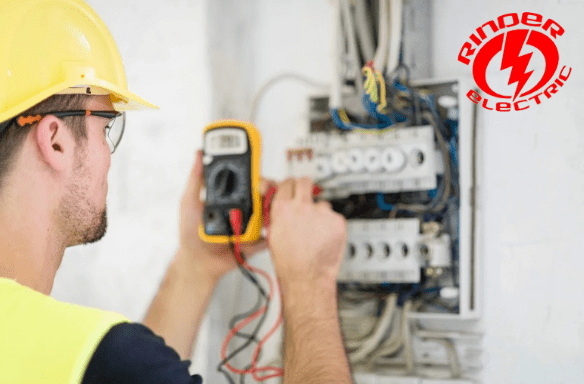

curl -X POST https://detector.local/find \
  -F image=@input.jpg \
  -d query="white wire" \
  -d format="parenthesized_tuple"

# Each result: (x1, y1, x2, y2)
(370, 303, 409, 361)
(369, 306, 466, 379)
(432, 338, 462, 378)
(402, 301, 415, 374)
(411, 321, 466, 379)
(339, 298, 379, 342)
(340, 0, 363, 93)
(354, 0, 375, 61)
(348, 294, 398, 363)
(341, 316, 378, 343)
(248, 73, 329, 123)
(330, 1, 343, 109)
(386, 0, 403, 74)
(372, 0, 389, 72)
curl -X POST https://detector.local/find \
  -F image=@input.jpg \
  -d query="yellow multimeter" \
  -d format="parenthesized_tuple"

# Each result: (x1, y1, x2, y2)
(198, 120, 262, 244)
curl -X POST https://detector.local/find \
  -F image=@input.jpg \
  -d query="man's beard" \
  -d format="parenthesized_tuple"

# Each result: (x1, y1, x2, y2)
(58, 192, 108, 246)
(79, 208, 108, 245)
(58, 153, 108, 246)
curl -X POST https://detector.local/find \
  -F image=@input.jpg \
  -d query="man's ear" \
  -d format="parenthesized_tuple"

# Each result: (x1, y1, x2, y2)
(34, 115, 76, 173)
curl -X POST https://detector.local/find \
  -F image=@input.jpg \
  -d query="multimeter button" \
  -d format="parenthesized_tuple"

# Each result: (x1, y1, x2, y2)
(203, 155, 214, 165)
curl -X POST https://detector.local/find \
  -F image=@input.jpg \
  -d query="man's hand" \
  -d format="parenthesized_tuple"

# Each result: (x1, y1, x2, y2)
(144, 150, 274, 360)
(267, 177, 347, 289)
(266, 177, 353, 384)
(178, 149, 270, 283)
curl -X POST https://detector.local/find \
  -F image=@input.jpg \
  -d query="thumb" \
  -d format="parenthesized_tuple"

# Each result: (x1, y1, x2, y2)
(184, 149, 205, 210)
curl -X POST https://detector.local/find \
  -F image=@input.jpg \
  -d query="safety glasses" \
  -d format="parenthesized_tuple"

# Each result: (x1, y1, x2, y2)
(5, 110, 126, 154)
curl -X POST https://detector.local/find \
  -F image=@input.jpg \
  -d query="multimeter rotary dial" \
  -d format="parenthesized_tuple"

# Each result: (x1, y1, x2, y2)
(207, 161, 248, 205)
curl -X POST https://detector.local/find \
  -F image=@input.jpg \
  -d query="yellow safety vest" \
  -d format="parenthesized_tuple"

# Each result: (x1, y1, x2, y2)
(0, 278, 129, 383)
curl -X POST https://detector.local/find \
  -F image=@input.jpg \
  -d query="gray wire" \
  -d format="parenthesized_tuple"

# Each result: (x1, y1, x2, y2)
(340, 0, 364, 93)
(353, 0, 375, 62)
(248, 73, 329, 123)
(348, 293, 398, 363)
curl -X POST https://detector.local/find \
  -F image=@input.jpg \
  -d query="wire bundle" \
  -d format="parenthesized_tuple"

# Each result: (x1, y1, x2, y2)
(217, 208, 284, 383)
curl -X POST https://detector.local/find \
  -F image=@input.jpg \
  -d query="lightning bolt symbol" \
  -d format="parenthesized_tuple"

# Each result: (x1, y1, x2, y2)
(500, 29, 534, 101)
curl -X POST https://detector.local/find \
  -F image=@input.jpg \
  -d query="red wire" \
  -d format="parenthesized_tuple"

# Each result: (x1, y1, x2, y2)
(221, 208, 284, 380)
(221, 184, 322, 380)
(263, 186, 278, 229)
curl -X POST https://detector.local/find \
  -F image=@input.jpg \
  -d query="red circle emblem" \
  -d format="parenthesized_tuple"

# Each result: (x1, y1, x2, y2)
(458, 12, 571, 112)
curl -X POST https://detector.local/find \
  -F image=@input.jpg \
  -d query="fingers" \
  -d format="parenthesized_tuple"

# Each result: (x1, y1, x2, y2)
(259, 178, 277, 196)
(316, 200, 332, 211)
(241, 238, 269, 256)
(294, 177, 314, 203)
(274, 178, 295, 202)
(183, 149, 205, 209)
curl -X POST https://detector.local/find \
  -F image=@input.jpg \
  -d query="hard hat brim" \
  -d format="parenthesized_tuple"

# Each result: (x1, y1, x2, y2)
(0, 79, 159, 124)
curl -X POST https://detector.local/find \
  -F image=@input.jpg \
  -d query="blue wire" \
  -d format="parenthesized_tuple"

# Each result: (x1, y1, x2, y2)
(393, 80, 408, 92)
(398, 283, 420, 306)
(329, 109, 352, 130)
(361, 94, 395, 126)
(376, 193, 393, 211)
(449, 138, 458, 167)
(330, 108, 392, 130)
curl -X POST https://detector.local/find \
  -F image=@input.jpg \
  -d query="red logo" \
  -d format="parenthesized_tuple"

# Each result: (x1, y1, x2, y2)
(458, 12, 572, 111)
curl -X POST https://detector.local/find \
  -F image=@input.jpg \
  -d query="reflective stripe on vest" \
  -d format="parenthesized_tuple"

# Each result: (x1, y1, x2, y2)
(0, 278, 128, 383)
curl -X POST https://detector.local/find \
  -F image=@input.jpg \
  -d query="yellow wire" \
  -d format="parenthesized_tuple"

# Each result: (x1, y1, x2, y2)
(375, 70, 388, 113)
(353, 126, 396, 135)
(339, 109, 351, 123)
(337, 65, 394, 135)
(362, 66, 378, 103)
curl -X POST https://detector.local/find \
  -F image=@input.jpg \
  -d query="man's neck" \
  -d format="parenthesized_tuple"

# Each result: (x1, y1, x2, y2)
(0, 203, 65, 295)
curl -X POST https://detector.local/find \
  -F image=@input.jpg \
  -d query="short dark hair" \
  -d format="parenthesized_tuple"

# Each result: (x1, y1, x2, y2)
(0, 94, 89, 190)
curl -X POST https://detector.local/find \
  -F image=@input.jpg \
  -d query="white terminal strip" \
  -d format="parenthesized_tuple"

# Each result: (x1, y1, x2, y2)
(287, 125, 438, 198)
(338, 218, 452, 284)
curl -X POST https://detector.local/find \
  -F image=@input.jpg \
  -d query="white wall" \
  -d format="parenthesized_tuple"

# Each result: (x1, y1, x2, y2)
(432, 1, 584, 382)
(51, 0, 584, 383)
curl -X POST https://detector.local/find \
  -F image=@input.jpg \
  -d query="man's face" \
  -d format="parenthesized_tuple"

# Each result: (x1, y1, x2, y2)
(59, 95, 113, 246)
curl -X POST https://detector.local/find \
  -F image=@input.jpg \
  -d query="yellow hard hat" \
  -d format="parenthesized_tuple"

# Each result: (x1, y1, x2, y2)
(0, 0, 159, 124)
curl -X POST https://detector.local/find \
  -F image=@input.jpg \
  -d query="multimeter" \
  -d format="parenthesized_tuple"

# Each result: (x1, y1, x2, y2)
(199, 120, 262, 244)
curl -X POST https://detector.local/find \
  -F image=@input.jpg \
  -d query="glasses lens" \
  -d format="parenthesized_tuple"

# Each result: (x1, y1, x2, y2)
(106, 112, 125, 153)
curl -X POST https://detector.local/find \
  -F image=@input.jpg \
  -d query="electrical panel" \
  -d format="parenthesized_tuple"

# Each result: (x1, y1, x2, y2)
(286, 76, 482, 382)
(289, 77, 481, 321)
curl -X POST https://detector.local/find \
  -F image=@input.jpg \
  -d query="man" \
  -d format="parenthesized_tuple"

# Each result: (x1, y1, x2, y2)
(0, 0, 353, 383)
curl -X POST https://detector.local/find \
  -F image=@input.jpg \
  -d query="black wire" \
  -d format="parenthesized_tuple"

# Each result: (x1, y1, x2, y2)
(239, 363, 253, 384)
(228, 274, 264, 334)
(217, 245, 271, 384)
(218, 366, 236, 384)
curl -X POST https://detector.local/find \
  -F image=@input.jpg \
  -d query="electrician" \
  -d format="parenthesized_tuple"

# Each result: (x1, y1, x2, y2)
(0, 0, 352, 383)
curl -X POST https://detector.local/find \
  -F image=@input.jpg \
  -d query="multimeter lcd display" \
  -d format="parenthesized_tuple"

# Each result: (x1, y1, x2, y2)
(204, 128, 248, 155)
